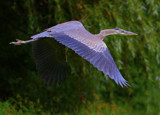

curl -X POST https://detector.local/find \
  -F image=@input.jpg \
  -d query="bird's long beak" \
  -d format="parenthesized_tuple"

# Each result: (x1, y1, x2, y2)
(124, 31, 137, 35)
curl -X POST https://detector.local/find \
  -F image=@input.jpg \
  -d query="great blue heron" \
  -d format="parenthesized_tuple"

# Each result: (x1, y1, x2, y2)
(10, 21, 137, 87)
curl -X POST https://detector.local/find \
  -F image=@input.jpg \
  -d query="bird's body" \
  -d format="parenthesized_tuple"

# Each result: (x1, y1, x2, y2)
(10, 21, 137, 87)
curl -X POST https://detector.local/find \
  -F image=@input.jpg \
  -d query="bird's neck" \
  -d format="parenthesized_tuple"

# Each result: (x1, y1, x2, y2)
(96, 29, 117, 40)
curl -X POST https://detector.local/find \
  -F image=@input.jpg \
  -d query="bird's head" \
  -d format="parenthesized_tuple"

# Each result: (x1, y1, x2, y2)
(114, 28, 137, 35)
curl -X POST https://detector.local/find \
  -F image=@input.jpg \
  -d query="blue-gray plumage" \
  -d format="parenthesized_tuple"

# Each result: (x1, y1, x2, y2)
(10, 21, 137, 87)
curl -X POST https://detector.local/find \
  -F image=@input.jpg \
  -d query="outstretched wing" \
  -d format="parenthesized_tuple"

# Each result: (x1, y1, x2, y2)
(31, 21, 128, 87)
(32, 38, 69, 85)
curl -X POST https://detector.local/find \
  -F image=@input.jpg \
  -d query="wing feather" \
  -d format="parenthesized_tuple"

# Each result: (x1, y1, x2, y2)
(53, 34, 128, 87)
(32, 39, 69, 85)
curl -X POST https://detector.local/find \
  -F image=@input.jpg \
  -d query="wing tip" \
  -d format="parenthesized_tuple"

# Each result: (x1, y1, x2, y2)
(115, 78, 130, 88)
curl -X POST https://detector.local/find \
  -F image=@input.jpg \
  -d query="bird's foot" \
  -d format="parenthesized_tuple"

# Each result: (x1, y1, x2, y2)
(9, 39, 25, 45)
(9, 38, 39, 45)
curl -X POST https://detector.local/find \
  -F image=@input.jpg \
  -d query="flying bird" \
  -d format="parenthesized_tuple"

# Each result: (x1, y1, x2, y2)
(10, 21, 137, 87)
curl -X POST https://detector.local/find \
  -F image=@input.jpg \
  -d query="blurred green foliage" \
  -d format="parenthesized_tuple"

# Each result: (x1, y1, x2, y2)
(0, 0, 160, 114)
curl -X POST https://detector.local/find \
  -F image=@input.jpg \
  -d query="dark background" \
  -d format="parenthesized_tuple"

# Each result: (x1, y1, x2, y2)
(0, 0, 160, 114)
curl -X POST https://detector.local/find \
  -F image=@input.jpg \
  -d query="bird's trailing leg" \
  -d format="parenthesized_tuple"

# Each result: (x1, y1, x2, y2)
(9, 38, 40, 45)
